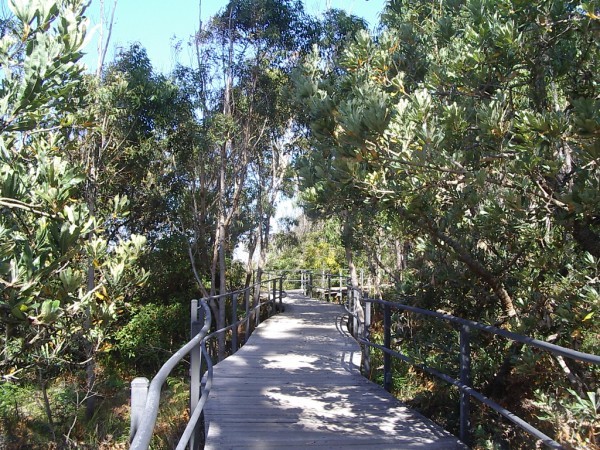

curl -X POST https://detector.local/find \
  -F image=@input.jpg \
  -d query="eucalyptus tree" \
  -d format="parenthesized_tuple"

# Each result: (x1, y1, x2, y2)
(184, 0, 314, 359)
(74, 44, 190, 416)
(293, 11, 373, 291)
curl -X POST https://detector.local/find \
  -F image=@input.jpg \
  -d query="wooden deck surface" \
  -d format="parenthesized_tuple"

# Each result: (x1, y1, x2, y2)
(203, 291, 467, 449)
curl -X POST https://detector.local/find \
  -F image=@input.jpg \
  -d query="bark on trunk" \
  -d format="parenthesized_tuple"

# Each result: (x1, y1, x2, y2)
(342, 217, 364, 331)
(40, 375, 56, 441)
(428, 224, 518, 321)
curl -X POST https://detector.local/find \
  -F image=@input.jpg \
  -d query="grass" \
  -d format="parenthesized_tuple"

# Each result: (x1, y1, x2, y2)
(0, 372, 191, 449)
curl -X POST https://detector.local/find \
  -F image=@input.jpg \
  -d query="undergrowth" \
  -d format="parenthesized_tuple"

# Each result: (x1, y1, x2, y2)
(363, 307, 599, 450)
(0, 374, 189, 449)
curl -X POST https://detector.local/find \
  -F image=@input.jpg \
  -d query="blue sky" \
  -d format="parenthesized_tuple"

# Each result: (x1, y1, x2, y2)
(82, 0, 387, 73)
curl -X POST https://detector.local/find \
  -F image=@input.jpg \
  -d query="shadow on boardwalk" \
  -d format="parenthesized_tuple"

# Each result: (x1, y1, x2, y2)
(204, 291, 467, 449)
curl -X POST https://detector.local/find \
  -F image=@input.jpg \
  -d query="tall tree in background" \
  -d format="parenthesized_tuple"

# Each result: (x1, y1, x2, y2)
(95, 0, 118, 76)
(76, 43, 185, 417)
(186, 0, 313, 359)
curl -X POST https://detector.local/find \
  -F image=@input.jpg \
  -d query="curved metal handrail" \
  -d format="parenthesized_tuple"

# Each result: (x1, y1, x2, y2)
(175, 337, 213, 450)
(200, 277, 283, 302)
(129, 275, 285, 450)
(343, 289, 600, 449)
(130, 300, 212, 450)
(202, 291, 281, 342)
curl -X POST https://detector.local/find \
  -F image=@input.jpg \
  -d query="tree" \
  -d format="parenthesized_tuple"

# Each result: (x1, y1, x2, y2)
(182, 0, 313, 359)
(293, 1, 599, 445)
(0, 0, 147, 435)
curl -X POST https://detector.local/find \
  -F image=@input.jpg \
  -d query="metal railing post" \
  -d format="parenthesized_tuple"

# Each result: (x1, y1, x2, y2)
(255, 283, 261, 328)
(308, 272, 313, 297)
(245, 287, 251, 342)
(460, 325, 471, 446)
(130, 377, 149, 443)
(272, 279, 277, 316)
(231, 293, 238, 353)
(218, 295, 226, 361)
(189, 299, 203, 450)
(279, 276, 283, 312)
(365, 301, 371, 339)
(346, 280, 351, 311)
(383, 303, 392, 392)
(363, 300, 372, 375)
(327, 273, 331, 302)
(352, 288, 358, 336)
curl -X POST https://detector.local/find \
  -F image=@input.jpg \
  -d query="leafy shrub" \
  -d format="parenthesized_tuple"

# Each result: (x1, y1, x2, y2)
(0, 382, 31, 438)
(115, 303, 188, 374)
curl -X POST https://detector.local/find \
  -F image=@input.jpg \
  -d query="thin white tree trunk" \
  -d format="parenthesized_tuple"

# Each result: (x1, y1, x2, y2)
(96, 0, 118, 77)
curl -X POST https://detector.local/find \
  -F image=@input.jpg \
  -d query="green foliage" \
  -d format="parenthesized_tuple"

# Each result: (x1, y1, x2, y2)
(115, 303, 187, 373)
(0, 0, 92, 379)
(0, 382, 28, 421)
(0, 3, 149, 445)
(292, 0, 600, 447)
(533, 388, 599, 448)
(268, 217, 346, 271)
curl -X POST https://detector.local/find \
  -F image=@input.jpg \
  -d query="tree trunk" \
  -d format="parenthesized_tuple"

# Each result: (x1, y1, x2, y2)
(427, 223, 519, 321)
(394, 239, 407, 282)
(39, 373, 56, 441)
(342, 216, 364, 332)
(244, 234, 257, 290)
(84, 144, 98, 421)
(96, 0, 118, 77)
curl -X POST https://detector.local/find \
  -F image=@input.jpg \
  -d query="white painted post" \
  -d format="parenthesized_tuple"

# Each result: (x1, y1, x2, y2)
(130, 377, 149, 443)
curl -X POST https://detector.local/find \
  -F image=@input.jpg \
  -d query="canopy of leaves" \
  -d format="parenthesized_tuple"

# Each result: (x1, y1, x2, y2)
(292, 1, 599, 446)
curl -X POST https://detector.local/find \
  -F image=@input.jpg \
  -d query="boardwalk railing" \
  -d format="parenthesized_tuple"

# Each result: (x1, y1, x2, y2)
(341, 286, 600, 449)
(129, 276, 284, 450)
(262, 269, 359, 300)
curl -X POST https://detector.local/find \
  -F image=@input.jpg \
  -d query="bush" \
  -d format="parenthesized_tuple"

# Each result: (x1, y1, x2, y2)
(115, 303, 188, 374)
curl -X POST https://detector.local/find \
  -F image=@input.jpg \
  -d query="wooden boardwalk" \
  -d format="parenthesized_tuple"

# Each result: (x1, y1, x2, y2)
(203, 291, 467, 449)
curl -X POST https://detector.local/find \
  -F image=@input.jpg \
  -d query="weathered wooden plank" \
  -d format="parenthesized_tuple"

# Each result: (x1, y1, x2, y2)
(203, 291, 467, 449)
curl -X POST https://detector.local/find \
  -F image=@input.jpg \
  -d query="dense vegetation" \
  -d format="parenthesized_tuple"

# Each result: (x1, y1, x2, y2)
(290, 0, 600, 447)
(0, 0, 597, 448)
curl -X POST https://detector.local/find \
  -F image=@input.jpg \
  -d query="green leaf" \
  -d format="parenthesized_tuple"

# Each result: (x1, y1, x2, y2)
(582, 311, 594, 322)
